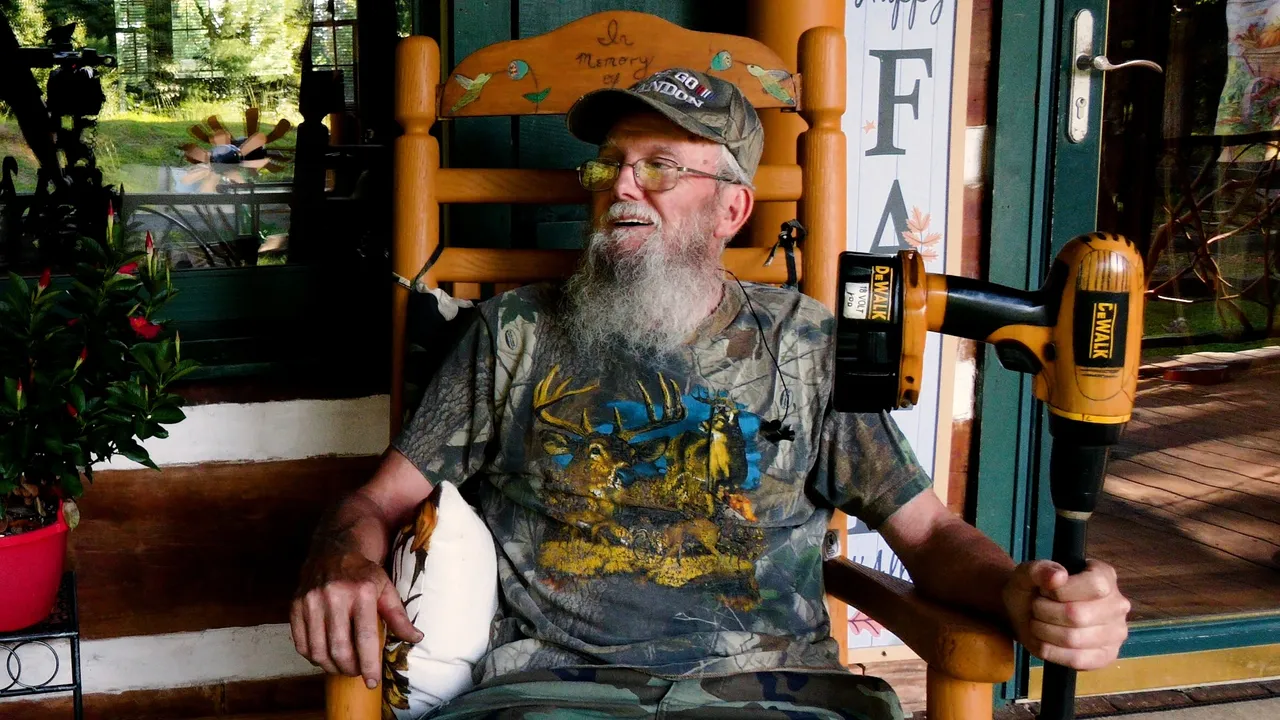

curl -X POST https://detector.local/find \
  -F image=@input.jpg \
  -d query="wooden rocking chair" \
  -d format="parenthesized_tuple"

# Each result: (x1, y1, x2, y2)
(326, 11, 1013, 720)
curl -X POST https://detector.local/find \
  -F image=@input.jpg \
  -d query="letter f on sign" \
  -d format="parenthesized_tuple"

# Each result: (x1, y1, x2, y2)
(867, 49, 934, 157)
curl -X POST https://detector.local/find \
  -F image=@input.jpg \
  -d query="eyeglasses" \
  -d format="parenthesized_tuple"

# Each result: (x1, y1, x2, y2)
(576, 157, 742, 193)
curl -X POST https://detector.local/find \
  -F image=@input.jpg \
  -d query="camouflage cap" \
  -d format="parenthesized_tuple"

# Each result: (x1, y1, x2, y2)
(566, 68, 764, 180)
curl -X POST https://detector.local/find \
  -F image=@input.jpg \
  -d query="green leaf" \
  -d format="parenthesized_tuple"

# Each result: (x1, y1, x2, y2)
(34, 289, 64, 307)
(61, 473, 84, 499)
(3, 377, 18, 408)
(522, 88, 551, 104)
(149, 406, 187, 424)
(130, 344, 160, 379)
(165, 363, 200, 385)
(70, 385, 86, 412)
(115, 438, 158, 469)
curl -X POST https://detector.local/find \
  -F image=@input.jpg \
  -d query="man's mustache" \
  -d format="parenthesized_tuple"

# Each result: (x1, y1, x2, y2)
(601, 202, 662, 228)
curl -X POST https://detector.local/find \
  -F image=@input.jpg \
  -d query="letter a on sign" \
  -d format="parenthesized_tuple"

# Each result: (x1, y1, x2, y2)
(871, 180, 911, 253)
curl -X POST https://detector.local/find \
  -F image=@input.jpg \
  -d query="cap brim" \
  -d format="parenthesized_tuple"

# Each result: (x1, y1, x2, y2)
(566, 88, 724, 147)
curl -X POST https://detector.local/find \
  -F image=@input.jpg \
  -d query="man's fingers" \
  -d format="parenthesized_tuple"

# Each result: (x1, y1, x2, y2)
(1031, 593, 1130, 628)
(353, 589, 383, 690)
(378, 580, 423, 644)
(1029, 618, 1128, 650)
(1029, 561, 1068, 595)
(326, 600, 359, 677)
(1042, 563, 1120, 603)
(304, 594, 339, 675)
(1031, 642, 1122, 671)
(289, 600, 309, 659)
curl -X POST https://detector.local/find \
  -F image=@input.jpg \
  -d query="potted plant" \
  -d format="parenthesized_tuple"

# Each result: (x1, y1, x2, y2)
(0, 206, 196, 631)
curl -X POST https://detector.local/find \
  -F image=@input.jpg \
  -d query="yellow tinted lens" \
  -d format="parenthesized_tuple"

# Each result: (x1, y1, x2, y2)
(580, 160, 618, 190)
(635, 159, 673, 190)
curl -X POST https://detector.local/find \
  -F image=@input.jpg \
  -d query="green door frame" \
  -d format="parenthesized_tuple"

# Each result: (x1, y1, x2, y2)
(982, 0, 1280, 704)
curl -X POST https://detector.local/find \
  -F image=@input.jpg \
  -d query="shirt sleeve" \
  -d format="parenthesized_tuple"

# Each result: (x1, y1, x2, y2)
(391, 310, 498, 488)
(808, 406, 934, 530)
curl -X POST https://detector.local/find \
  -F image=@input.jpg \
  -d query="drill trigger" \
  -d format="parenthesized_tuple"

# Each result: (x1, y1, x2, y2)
(993, 340, 1044, 375)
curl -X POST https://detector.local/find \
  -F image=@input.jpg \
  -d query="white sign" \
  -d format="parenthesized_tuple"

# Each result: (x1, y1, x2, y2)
(842, 0, 962, 654)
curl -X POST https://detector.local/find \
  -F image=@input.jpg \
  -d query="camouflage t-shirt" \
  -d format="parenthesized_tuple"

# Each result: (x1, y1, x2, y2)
(391, 280, 932, 682)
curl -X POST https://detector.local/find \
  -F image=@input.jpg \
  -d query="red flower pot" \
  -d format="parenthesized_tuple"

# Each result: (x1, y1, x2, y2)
(0, 501, 69, 632)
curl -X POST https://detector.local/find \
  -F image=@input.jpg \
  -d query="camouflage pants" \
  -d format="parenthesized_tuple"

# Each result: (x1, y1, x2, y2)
(423, 667, 905, 720)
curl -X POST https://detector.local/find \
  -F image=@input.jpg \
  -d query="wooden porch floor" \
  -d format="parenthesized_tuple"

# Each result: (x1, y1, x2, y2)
(1090, 364, 1280, 622)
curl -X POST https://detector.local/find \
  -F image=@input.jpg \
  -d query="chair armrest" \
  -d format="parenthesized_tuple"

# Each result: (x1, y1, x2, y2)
(823, 557, 1015, 683)
(326, 672, 382, 720)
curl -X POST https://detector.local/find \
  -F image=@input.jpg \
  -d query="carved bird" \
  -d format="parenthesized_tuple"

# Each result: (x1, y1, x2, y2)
(746, 64, 795, 106)
(451, 72, 493, 112)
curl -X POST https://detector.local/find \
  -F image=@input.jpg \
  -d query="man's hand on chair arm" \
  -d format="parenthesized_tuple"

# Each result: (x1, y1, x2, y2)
(290, 450, 432, 690)
(880, 491, 1131, 672)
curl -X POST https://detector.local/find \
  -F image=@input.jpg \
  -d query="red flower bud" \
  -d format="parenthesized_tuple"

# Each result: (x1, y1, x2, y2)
(118, 262, 138, 276)
(75, 347, 87, 370)
(145, 231, 154, 252)
(39, 268, 51, 290)
(67, 318, 79, 327)
(67, 403, 79, 418)
(130, 315, 162, 340)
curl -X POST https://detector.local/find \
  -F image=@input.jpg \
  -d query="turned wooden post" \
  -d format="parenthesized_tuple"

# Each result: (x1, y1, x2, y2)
(927, 668, 996, 720)
(390, 36, 441, 436)
(797, 24, 848, 662)
(745, 0, 845, 248)
(797, 26, 846, 313)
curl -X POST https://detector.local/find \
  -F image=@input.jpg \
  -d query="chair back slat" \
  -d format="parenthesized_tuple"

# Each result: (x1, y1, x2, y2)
(435, 165, 802, 204)
(430, 246, 802, 285)
(440, 10, 801, 118)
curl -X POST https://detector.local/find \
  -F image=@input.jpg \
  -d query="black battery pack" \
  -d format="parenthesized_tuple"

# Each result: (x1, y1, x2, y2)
(833, 251, 905, 413)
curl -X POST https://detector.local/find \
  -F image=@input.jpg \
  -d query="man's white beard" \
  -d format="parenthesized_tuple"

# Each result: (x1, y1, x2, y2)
(560, 201, 726, 359)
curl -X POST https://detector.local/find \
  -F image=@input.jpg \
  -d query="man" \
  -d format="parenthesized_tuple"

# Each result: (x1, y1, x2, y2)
(292, 69, 1131, 719)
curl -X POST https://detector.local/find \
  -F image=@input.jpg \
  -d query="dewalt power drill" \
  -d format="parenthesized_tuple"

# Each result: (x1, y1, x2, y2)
(834, 232, 1145, 720)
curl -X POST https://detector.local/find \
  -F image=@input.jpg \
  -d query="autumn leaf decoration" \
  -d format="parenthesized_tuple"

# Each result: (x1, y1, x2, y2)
(902, 207, 942, 261)
(849, 609, 885, 637)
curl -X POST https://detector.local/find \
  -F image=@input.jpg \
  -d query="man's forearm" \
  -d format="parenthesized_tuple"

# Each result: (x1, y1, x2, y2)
(308, 490, 396, 567)
(907, 515, 1017, 623)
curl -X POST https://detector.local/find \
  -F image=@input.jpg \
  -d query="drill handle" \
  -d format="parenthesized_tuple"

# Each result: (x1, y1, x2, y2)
(926, 272, 1058, 376)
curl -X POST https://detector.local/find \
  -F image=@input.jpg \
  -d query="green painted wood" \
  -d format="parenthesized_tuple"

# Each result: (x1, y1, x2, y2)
(0, 264, 389, 390)
(443, 0, 517, 254)
(1118, 615, 1280, 658)
(981, 0, 1066, 703)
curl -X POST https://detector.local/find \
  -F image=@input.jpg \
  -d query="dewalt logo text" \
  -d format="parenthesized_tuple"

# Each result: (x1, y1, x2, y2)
(1090, 302, 1117, 361)
(1073, 292, 1127, 369)
(870, 266, 893, 322)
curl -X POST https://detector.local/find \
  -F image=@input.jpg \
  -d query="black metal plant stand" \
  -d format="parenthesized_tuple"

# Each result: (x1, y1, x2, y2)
(0, 572, 83, 719)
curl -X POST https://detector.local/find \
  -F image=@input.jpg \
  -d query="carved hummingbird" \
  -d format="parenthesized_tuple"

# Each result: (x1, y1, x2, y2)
(451, 72, 493, 112)
(745, 64, 795, 106)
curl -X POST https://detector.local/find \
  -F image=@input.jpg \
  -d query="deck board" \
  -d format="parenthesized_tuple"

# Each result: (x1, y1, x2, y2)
(1093, 364, 1280, 621)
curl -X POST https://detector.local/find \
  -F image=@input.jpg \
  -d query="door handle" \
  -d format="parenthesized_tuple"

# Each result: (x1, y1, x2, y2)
(1077, 55, 1164, 73)
(1066, 10, 1165, 144)
(1067, 10, 1098, 144)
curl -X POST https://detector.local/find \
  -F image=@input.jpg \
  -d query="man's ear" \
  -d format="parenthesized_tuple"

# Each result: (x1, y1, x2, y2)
(714, 184, 754, 242)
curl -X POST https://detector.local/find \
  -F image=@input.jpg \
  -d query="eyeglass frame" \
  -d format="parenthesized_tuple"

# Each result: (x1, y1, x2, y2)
(575, 156, 744, 193)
